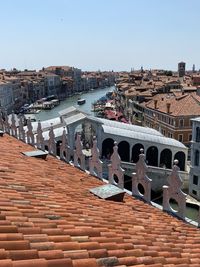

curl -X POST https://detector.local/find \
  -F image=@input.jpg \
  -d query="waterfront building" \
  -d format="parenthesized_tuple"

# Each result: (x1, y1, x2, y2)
(45, 66, 82, 93)
(44, 73, 61, 96)
(0, 80, 14, 113)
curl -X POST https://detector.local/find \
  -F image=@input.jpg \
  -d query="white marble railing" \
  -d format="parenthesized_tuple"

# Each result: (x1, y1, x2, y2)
(0, 112, 197, 226)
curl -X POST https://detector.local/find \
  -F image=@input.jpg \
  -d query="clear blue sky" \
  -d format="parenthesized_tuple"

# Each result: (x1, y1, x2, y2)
(0, 0, 199, 71)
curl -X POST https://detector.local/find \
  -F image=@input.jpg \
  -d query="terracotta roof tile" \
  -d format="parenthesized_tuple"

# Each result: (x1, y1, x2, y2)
(0, 134, 200, 266)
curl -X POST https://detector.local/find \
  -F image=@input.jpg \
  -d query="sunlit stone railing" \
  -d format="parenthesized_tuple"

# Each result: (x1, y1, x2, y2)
(132, 149, 152, 203)
(163, 160, 187, 220)
(108, 141, 125, 189)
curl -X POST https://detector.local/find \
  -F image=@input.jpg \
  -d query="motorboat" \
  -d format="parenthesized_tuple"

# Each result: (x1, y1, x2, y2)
(77, 98, 86, 105)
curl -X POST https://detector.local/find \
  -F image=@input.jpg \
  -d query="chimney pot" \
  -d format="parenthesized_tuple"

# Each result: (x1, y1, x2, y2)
(166, 103, 171, 113)
(154, 99, 158, 109)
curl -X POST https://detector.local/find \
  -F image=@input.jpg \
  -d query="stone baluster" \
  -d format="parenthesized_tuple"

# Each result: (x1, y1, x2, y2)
(4, 112, 10, 134)
(36, 120, 45, 151)
(89, 136, 103, 179)
(108, 141, 125, 189)
(26, 118, 35, 145)
(60, 127, 70, 162)
(10, 112, 18, 138)
(0, 111, 4, 131)
(48, 124, 56, 156)
(132, 149, 152, 203)
(74, 134, 85, 171)
(163, 159, 187, 220)
(18, 116, 26, 142)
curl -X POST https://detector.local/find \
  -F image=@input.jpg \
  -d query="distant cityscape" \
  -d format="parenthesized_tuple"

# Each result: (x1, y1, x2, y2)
(0, 66, 116, 114)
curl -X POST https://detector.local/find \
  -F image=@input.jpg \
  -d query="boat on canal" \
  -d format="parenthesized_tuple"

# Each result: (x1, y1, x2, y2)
(77, 98, 86, 105)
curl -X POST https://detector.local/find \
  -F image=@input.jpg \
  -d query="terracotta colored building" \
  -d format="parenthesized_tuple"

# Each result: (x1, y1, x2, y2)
(134, 92, 200, 147)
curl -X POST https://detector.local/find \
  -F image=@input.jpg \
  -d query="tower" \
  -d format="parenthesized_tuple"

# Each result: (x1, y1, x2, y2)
(178, 62, 186, 77)
(193, 64, 195, 73)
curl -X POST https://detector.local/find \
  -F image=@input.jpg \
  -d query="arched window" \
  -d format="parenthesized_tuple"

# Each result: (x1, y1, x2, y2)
(118, 141, 130, 162)
(195, 150, 199, 166)
(196, 127, 200, 142)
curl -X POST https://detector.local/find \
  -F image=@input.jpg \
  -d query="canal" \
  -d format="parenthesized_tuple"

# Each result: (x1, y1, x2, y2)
(36, 86, 115, 121)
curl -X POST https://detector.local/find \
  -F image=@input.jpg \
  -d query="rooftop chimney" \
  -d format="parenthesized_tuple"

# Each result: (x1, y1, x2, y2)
(154, 99, 158, 109)
(166, 103, 171, 113)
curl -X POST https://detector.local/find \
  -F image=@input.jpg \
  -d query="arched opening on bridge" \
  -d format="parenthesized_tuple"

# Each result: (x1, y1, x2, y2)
(131, 143, 144, 163)
(146, 146, 158, 167)
(82, 122, 96, 148)
(174, 151, 185, 171)
(102, 138, 114, 159)
(160, 148, 172, 169)
(56, 140, 62, 157)
(118, 141, 130, 162)
(74, 122, 96, 149)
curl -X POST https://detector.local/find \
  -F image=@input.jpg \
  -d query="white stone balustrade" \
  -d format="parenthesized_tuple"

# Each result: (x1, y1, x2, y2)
(74, 134, 85, 171)
(26, 118, 35, 145)
(18, 116, 26, 142)
(60, 127, 70, 162)
(163, 159, 187, 219)
(48, 124, 57, 156)
(4, 112, 10, 134)
(89, 136, 103, 179)
(132, 149, 152, 203)
(10, 112, 18, 138)
(108, 141, 125, 189)
(36, 120, 45, 151)
(0, 112, 4, 131)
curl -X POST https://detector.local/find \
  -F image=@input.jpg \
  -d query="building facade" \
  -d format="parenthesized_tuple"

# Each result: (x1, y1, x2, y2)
(189, 117, 200, 200)
(0, 81, 14, 113)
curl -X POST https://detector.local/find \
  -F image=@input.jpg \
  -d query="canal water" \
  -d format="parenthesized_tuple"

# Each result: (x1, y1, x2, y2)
(36, 86, 115, 121)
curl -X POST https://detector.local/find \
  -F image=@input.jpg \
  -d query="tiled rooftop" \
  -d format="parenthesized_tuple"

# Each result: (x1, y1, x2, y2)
(0, 134, 200, 266)
(144, 93, 200, 116)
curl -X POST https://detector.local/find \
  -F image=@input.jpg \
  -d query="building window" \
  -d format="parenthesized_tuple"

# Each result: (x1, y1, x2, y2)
(193, 175, 198, 185)
(179, 119, 184, 127)
(192, 190, 197, 195)
(196, 127, 200, 142)
(195, 150, 200, 166)
(189, 134, 192, 141)
(178, 134, 183, 142)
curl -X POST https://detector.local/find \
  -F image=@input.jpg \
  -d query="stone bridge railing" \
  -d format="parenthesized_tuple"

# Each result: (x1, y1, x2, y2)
(0, 112, 197, 227)
(121, 161, 189, 192)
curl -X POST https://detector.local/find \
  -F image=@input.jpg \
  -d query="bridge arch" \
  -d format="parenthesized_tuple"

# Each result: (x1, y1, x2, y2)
(118, 141, 130, 162)
(131, 143, 144, 163)
(160, 148, 172, 169)
(174, 151, 185, 171)
(146, 146, 158, 167)
(102, 138, 114, 159)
